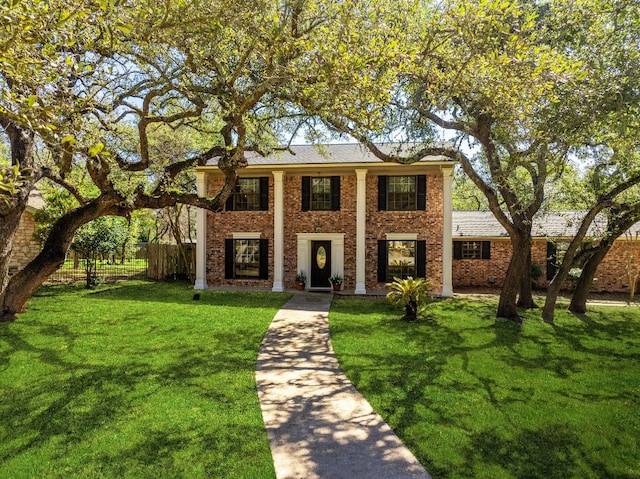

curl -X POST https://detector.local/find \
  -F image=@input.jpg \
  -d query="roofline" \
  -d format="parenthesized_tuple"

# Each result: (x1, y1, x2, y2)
(453, 235, 636, 242)
(197, 161, 456, 176)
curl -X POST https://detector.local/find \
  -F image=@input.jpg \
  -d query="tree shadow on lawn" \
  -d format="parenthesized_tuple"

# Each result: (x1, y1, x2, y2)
(32, 281, 290, 309)
(331, 298, 640, 479)
(0, 318, 273, 477)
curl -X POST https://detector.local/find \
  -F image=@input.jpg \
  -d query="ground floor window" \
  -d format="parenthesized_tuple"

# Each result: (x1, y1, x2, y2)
(546, 240, 574, 281)
(453, 240, 491, 260)
(225, 238, 269, 280)
(377, 239, 426, 282)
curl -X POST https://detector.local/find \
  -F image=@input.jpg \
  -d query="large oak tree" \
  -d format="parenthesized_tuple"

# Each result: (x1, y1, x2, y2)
(0, 0, 409, 320)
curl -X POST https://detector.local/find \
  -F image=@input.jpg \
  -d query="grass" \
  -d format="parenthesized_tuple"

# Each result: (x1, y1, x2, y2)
(329, 296, 640, 479)
(0, 281, 290, 479)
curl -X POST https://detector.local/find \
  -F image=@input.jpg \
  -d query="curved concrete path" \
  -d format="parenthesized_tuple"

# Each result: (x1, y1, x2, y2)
(256, 293, 431, 479)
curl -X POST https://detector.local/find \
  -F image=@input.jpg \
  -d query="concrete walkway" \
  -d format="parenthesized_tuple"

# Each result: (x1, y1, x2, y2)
(256, 293, 431, 479)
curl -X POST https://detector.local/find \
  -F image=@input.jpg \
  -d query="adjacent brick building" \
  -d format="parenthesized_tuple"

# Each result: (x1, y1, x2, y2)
(194, 144, 455, 295)
(452, 211, 640, 293)
(9, 190, 44, 273)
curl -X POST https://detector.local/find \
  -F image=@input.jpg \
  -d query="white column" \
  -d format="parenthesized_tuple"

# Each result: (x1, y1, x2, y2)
(272, 171, 285, 292)
(355, 169, 367, 294)
(441, 167, 454, 297)
(194, 171, 208, 290)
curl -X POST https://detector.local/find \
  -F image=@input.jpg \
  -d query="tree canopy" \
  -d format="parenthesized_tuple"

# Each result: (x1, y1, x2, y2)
(0, 0, 415, 319)
(1, 0, 639, 322)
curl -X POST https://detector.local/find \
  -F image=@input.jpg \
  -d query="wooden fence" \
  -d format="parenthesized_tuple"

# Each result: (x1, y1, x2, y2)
(147, 243, 195, 281)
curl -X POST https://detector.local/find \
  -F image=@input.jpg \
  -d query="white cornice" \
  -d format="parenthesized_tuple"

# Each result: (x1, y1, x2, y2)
(197, 161, 455, 177)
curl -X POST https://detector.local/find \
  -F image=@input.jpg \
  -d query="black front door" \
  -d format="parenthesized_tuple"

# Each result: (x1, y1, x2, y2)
(310, 241, 331, 288)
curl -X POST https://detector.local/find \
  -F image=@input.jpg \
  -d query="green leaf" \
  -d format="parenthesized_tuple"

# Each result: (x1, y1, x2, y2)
(88, 143, 106, 157)
(115, 23, 133, 35)
(62, 135, 76, 145)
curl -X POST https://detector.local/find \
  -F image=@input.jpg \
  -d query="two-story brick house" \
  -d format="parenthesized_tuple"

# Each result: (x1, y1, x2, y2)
(194, 144, 455, 295)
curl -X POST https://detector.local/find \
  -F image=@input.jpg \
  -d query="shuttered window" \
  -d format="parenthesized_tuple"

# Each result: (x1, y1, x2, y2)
(302, 176, 340, 211)
(225, 238, 269, 280)
(378, 175, 427, 211)
(378, 239, 426, 282)
(225, 177, 269, 211)
(453, 241, 491, 260)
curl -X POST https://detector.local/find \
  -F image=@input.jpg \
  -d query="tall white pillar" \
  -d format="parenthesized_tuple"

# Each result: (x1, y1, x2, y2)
(194, 171, 208, 290)
(355, 169, 367, 294)
(272, 171, 285, 292)
(441, 167, 454, 297)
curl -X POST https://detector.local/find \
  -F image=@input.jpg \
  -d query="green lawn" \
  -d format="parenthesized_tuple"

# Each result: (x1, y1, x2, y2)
(329, 297, 640, 479)
(0, 281, 289, 479)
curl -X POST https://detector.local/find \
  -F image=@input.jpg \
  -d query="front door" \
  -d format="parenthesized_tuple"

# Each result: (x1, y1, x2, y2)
(310, 241, 331, 288)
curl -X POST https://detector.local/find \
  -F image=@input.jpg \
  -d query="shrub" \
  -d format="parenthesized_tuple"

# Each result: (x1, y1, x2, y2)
(386, 276, 433, 321)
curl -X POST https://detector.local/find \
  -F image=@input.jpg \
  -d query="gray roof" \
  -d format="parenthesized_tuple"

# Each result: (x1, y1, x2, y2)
(453, 210, 640, 239)
(26, 189, 45, 211)
(206, 143, 452, 166)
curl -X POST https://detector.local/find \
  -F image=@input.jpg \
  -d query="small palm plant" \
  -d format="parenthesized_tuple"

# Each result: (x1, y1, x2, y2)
(386, 276, 433, 321)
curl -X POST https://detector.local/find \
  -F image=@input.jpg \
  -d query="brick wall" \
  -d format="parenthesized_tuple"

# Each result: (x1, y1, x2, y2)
(205, 175, 274, 287)
(452, 237, 640, 293)
(282, 174, 358, 289)
(452, 238, 511, 288)
(366, 174, 443, 291)
(9, 210, 40, 271)
(591, 240, 640, 293)
(204, 170, 445, 292)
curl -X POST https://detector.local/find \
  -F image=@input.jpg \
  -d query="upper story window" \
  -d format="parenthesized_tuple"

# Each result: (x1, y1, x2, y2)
(453, 240, 491, 260)
(311, 177, 332, 210)
(302, 176, 340, 211)
(225, 177, 269, 211)
(378, 175, 427, 211)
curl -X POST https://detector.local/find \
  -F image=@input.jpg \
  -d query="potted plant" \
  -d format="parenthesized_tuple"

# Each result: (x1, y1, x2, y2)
(329, 273, 343, 291)
(294, 271, 307, 290)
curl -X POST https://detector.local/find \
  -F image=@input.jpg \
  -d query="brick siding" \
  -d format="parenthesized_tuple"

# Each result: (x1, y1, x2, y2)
(453, 237, 640, 293)
(9, 210, 40, 271)
(204, 170, 445, 292)
(205, 176, 274, 288)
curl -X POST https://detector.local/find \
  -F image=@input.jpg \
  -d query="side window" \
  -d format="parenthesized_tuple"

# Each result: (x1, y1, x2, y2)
(225, 177, 269, 211)
(453, 241, 491, 260)
(378, 175, 426, 211)
(301, 176, 340, 211)
(547, 241, 570, 280)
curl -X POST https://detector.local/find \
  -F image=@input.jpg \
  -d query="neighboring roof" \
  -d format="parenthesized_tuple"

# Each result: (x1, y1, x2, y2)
(453, 210, 640, 239)
(204, 143, 453, 167)
(25, 189, 45, 212)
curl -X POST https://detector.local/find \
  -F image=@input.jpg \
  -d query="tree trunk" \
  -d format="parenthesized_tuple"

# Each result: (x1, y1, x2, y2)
(497, 234, 530, 321)
(517, 247, 537, 308)
(403, 300, 418, 322)
(1, 197, 120, 320)
(542, 274, 563, 323)
(0, 206, 26, 303)
(0, 124, 36, 311)
(569, 247, 610, 314)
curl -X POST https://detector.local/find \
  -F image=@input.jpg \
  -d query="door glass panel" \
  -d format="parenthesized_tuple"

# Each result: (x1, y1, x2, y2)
(316, 246, 327, 269)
